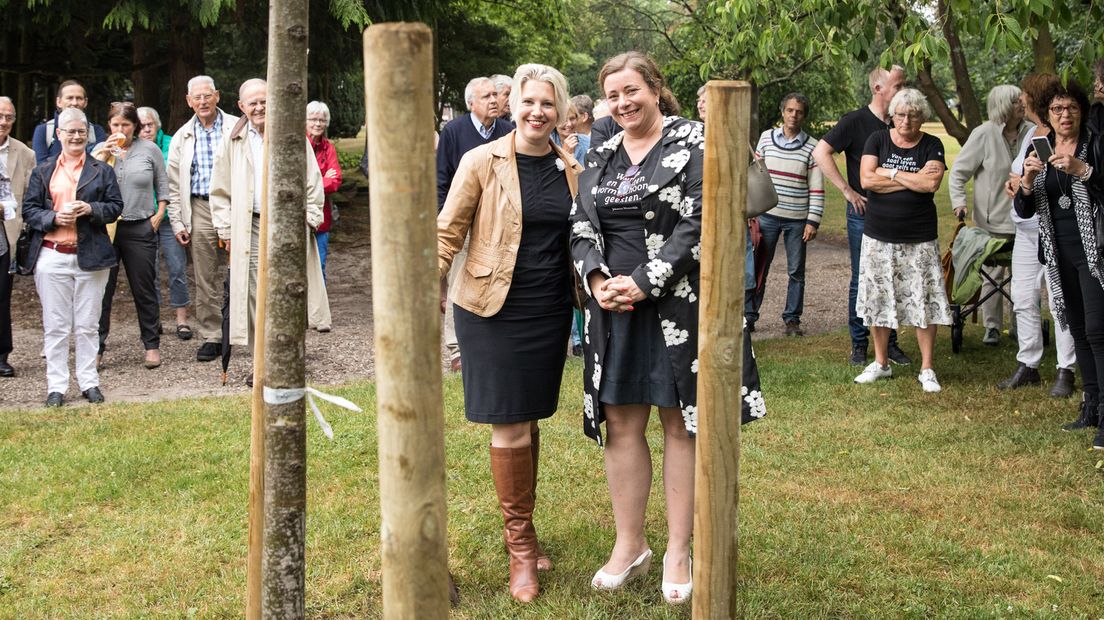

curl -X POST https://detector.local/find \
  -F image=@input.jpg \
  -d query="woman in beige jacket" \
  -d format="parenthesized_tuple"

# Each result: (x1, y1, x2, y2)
(437, 64, 582, 603)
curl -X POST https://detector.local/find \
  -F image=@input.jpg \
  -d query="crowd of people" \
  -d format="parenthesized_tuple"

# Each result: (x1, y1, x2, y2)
(1, 51, 1103, 606)
(0, 76, 341, 404)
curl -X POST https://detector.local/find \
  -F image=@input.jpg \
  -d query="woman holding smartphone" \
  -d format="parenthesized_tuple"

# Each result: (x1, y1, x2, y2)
(1015, 80, 1104, 449)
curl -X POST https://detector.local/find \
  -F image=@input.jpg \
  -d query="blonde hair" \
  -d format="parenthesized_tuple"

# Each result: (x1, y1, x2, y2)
(509, 64, 570, 126)
(869, 65, 906, 93)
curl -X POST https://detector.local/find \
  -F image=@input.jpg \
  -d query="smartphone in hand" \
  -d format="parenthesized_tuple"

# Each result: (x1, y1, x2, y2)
(1031, 136, 1054, 163)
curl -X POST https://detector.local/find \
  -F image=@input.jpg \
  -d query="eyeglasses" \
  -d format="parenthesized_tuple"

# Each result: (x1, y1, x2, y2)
(307, 118, 328, 125)
(0, 114, 14, 123)
(58, 128, 88, 136)
(242, 99, 266, 109)
(616, 164, 641, 197)
(893, 112, 922, 122)
(189, 93, 216, 102)
(1049, 104, 1081, 117)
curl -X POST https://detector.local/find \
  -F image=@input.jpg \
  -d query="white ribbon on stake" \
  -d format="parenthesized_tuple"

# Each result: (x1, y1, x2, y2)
(263, 386, 363, 440)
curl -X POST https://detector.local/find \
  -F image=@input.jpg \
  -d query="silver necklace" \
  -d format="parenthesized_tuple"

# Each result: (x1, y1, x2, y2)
(1055, 167, 1073, 209)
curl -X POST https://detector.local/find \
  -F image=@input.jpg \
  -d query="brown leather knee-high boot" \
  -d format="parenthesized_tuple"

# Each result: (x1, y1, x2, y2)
(530, 430, 552, 572)
(490, 445, 539, 603)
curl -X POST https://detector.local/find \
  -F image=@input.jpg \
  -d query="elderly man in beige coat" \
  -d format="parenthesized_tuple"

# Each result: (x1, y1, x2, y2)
(166, 75, 240, 361)
(209, 78, 330, 347)
(0, 95, 36, 377)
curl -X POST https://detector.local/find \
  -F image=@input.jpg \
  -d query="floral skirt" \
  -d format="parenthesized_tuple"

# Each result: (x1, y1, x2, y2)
(856, 235, 952, 329)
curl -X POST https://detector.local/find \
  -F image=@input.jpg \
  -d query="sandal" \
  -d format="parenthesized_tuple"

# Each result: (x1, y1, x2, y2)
(176, 324, 194, 341)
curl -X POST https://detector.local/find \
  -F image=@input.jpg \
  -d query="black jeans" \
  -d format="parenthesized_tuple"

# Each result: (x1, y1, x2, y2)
(1055, 236, 1104, 402)
(99, 219, 161, 353)
(0, 250, 11, 356)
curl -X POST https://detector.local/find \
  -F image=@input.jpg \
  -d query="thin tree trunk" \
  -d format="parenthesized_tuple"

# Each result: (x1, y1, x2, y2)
(917, 61, 969, 145)
(16, 29, 33, 144)
(168, 12, 205, 132)
(937, 0, 981, 132)
(261, 0, 310, 616)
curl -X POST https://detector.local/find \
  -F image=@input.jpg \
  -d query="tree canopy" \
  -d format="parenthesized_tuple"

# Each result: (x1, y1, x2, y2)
(1, 0, 1100, 142)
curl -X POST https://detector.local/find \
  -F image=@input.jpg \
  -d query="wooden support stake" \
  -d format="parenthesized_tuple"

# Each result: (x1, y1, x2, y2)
(245, 142, 269, 620)
(693, 80, 750, 620)
(364, 23, 450, 620)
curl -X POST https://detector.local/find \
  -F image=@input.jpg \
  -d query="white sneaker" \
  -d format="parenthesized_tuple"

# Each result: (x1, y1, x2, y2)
(854, 361, 892, 384)
(918, 368, 941, 393)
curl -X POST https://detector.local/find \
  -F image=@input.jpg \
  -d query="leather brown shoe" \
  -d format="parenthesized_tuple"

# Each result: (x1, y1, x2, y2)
(490, 445, 539, 603)
(1050, 367, 1076, 398)
(997, 363, 1041, 390)
(449, 357, 462, 373)
(530, 430, 551, 572)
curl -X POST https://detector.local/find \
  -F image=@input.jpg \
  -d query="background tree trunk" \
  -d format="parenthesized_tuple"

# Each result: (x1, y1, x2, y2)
(168, 12, 205, 131)
(131, 31, 160, 109)
(917, 61, 969, 145)
(1033, 20, 1056, 75)
(261, 0, 310, 616)
(937, 0, 981, 133)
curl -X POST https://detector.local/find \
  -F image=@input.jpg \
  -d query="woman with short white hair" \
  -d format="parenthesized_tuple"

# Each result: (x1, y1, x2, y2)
(854, 88, 951, 392)
(948, 85, 1032, 351)
(306, 100, 341, 283)
(437, 63, 582, 603)
(19, 107, 124, 406)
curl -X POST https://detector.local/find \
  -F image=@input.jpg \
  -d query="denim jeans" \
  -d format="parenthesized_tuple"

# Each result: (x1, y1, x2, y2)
(847, 204, 897, 348)
(156, 218, 190, 309)
(745, 214, 806, 324)
(315, 231, 330, 283)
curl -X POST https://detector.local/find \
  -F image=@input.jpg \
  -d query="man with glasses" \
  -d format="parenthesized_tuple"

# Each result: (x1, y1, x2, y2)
(813, 65, 913, 367)
(166, 75, 239, 362)
(209, 79, 327, 355)
(31, 80, 107, 164)
(436, 76, 512, 373)
(0, 96, 35, 377)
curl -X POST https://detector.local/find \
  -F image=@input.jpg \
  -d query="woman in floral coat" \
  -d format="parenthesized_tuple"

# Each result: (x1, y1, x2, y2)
(570, 51, 764, 605)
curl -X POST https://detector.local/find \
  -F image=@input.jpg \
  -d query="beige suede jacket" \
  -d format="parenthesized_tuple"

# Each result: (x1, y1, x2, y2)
(437, 131, 582, 317)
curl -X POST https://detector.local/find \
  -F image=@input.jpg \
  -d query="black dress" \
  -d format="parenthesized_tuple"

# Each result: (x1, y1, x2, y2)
(595, 144, 679, 408)
(454, 151, 574, 424)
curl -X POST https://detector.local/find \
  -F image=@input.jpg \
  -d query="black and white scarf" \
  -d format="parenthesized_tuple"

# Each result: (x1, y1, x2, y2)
(1034, 138, 1100, 330)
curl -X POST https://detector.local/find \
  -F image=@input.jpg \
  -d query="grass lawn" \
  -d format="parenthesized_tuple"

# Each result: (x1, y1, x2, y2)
(2, 323, 1103, 618)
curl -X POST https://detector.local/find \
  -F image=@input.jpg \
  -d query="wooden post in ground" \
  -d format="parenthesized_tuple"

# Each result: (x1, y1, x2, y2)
(693, 80, 750, 620)
(259, 0, 311, 616)
(245, 145, 269, 620)
(364, 23, 450, 620)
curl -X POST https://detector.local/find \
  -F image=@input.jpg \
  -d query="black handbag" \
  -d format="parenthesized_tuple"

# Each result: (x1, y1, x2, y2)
(13, 224, 34, 276)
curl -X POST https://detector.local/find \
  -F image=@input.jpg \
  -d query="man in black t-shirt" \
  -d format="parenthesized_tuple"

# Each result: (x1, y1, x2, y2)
(813, 65, 913, 367)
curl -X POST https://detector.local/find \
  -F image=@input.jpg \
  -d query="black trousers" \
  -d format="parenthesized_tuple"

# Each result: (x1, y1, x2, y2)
(1055, 237, 1104, 402)
(99, 219, 161, 353)
(0, 250, 11, 357)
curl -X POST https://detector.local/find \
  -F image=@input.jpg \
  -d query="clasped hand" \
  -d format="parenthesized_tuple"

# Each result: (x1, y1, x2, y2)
(592, 274, 645, 313)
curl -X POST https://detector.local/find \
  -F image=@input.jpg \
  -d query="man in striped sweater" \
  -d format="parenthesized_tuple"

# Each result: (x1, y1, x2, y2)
(745, 93, 824, 336)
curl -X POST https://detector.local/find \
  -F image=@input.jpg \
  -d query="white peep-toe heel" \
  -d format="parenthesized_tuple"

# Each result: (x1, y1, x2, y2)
(661, 553, 692, 605)
(591, 548, 653, 590)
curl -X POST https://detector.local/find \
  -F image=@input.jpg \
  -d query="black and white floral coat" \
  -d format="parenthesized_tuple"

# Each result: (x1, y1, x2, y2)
(570, 115, 765, 445)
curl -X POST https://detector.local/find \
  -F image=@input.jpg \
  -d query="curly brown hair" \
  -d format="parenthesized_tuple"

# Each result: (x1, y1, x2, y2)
(1033, 79, 1090, 132)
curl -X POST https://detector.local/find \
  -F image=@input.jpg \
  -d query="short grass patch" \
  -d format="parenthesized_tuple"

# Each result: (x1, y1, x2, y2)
(2, 321, 1103, 617)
